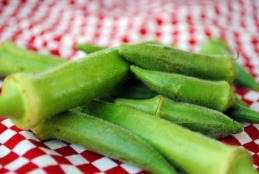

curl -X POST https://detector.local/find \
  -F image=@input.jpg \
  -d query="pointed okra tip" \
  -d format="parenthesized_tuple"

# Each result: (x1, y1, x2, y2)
(130, 65, 144, 75)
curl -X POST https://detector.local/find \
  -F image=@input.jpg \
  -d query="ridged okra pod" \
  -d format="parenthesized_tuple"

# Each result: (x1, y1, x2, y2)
(200, 38, 259, 90)
(130, 65, 236, 112)
(119, 43, 236, 83)
(226, 103, 259, 123)
(33, 110, 177, 174)
(0, 48, 129, 129)
(81, 100, 258, 174)
(115, 95, 243, 138)
(0, 41, 66, 76)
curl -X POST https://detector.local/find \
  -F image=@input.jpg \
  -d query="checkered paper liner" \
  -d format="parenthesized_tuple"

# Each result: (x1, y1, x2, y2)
(1, 0, 259, 173)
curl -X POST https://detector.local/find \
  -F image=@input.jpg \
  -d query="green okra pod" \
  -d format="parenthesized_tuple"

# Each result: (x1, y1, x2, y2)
(225, 103, 259, 123)
(119, 43, 236, 83)
(81, 100, 258, 174)
(0, 41, 67, 76)
(115, 95, 243, 138)
(76, 43, 105, 54)
(200, 38, 259, 90)
(233, 63, 259, 90)
(130, 65, 237, 112)
(33, 110, 177, 174)
(75, 40, 161, 55)
(0, 48, 129, 129)
(199, 38, 259, 90)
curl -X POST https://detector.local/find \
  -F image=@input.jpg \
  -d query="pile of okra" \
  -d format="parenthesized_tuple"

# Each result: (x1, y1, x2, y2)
(0, 38, 259, 174)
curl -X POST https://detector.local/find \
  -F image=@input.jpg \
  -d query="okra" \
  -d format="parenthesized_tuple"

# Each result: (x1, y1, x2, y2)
(0, 48, 129, 129)
(33, 110, 177, 174)
(199, 38, 259, 90)
(115, 95, 243, 138)
(0, 41, 66, 76)
(119, 43, 236, 83)
(130, 65, 236, 112)
(81, 100, 258, 174)
(225, 103, 259, 123)
(76, 43, 105, 54)
(75, 40, 160, 55)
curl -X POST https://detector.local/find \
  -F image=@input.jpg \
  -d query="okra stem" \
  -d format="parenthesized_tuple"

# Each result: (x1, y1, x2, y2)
(115, 95, 243, 138)
(0, 48, 129, 129)
(199, 38, 259, 90)
(130, 65, 237, 112)
(119, 43, 236, 83)
(81, 100, 258, 174)
(33, 110, 177, 174)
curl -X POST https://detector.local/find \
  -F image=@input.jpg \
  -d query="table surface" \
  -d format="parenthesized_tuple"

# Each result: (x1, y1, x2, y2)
(1, 0, 259, 173)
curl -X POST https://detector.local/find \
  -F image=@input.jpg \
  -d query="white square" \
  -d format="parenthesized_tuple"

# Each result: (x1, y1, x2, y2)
(0, 129, 17, 144)
(69, 144, 86, 153)
(250, 102, 259, 112)
(252, 124, 259, 131)
(121, 163, 142, 174)
(232, 131, 252, 145)
(13, 139, 36, 156)
(32, 155, 58, 167)
(19, 131, 40, 141)
(27, 168, 47, 174)
(39, 147, 61, 156)
(254, 139, 259, 145)
(92, 157, 118, 171)
(0, 145, 11, 158)
(60, 164, 83, 174)
(1, 119, 14, 128)
(44, 139, 67, 149)
(66, 154, 89, 165)
(4, 157, 29, 171)
(244, 91, 259, 102)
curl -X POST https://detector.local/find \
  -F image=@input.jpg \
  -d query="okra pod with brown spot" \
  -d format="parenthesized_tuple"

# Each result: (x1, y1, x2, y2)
(0, 48, 129, 129)
(130, 65, 237, 112)
(115, 95, 243, 138)
(119, 43, 236, 83)
(33, 110, 177, 174)
(81, 100, 258, 174)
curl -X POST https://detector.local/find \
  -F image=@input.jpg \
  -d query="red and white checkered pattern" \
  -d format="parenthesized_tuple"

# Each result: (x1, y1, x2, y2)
(1, 0, 259, 173)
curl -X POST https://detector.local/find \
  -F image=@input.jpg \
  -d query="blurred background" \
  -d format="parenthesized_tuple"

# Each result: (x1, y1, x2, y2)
(1, 0, 259, 173)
